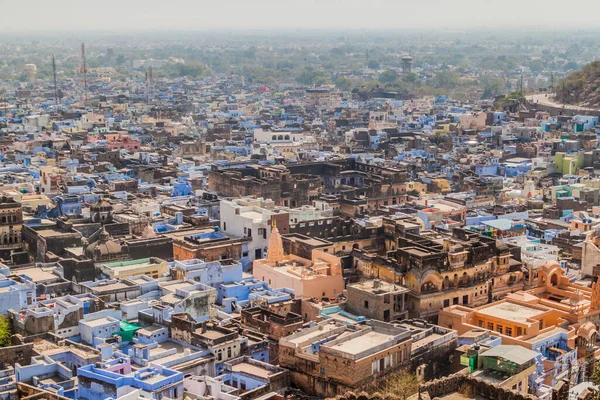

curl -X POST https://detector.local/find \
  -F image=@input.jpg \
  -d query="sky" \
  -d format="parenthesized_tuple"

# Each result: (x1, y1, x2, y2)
(2, 0, 600, 32)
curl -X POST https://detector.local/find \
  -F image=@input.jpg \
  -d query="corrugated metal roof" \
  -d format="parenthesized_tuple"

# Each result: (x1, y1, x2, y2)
(481, 345, 538, 365)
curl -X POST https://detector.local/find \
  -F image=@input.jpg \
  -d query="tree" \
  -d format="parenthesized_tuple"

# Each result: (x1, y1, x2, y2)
(378, 69, 399, 84)
(434, 71, 459, 89)
(480, 75, 505, 98)
(591, 363, 600, 386)
(0, 316, 11, 347)
(335, 77, 354, 91)
(564, 61, 579, 71)
(167, 61, 209, 79)
(403, 73, 418, 84)
(530, 59, 545, 73)
(296, 67, 326, 86)
(367, 60, 380, 70)
(372, 370, 418, 400)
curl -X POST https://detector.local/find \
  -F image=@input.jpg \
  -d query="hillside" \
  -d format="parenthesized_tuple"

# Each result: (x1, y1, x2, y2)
(555, 61, 600, 107)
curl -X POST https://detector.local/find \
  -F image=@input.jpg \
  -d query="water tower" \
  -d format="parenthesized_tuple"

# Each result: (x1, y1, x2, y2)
(401, 56, 413, 75)
(24, 64, 37, 82)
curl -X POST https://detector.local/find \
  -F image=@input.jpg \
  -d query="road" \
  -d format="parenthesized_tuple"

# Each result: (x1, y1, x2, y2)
(525, 93, 600, 113)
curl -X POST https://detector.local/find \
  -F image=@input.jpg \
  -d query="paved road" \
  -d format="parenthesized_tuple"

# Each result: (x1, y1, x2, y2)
(526, 93, 600, 112)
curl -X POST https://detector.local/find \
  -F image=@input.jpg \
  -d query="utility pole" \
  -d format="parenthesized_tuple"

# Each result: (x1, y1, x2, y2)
(81, 43, 88, 105)
(52, 54, 58, 108)
(520, 73, 524, 99)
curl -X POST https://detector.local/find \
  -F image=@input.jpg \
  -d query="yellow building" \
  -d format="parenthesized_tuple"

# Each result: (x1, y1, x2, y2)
(99, 257, 167, 280)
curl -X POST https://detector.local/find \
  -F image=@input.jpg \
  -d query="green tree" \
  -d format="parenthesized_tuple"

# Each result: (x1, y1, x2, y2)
(335, 77, 354, 90)
(296, 67, 326, 86)
(530, 59, 545, 73)
(367, 60, 380, 70)
(434, 71, 459, 89)
(480, 75, 505, 98)
(378, 69, 399, 84)
(564, 61, 579, 71)
(0, 316, 11, 347)
(167, 61, 209, 79)
(403, 72, 418, 84)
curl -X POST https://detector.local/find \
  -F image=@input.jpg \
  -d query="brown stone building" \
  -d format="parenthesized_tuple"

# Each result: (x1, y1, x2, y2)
(0, 195, 24, 259)
(169, 228, 250, 261)
(344, 279, 409, 322)
(353, 227, 523, 322)
(279, 320, 412, 398)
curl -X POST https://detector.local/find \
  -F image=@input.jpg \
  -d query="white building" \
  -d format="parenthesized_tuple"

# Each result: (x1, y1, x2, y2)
(220, 198, 286, 261)
(253, 128, 305, 145)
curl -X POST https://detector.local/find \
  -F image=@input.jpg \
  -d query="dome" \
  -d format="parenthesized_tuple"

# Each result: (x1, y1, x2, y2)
(495, 239, 509, 252)
(141, 223, 157, 238)
(85, 228, 124, 259)
(91, 198, 113, 212)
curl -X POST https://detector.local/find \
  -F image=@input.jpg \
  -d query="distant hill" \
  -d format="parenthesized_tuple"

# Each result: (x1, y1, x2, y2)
(555, 61, 600, 107)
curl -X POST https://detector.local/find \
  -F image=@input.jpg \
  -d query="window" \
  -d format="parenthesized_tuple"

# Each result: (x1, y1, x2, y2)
(443, 299, 450, 308)
(462, 295, 468, 304)
(516, 327, 522, 336)
(496, 325, 503, 334)
(487, 322, 493, 331)
(506, 327, 512, 337)
(452, 297, 459, 305)
(227, 347, 232, 358)
(364, 300, 369, 309)
(478, 320, 484, 328)
(223, 222, 226, 231)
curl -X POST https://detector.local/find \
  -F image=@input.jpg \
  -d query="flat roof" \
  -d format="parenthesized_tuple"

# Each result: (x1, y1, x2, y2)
(477, 302, 546, 324)
(16, 267, 59, 283)
(230, 362, 272, 380)
(286, 323, 342, 345)
(82, 317, 117, 327)
(328, 331, 393, 356)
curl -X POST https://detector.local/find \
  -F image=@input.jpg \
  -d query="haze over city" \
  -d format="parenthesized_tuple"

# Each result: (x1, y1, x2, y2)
(3, 0, 600, 32)
(4, 2, 600, 400)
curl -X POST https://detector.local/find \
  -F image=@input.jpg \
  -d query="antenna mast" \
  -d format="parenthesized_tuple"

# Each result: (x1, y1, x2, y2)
(149, 66, 153, 103)
(81, 43, 88, 105)
(52, 54, 58, 108)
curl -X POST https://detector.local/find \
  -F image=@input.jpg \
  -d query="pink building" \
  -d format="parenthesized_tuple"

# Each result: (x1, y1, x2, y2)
(253, 225, 344, 300)
(105, 132, 141, 152)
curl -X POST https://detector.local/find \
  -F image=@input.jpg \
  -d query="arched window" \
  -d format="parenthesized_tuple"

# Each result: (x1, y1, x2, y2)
(271, 135, 277, 141)
(278, 135, 283, 141)
(284, 135, 290, 140)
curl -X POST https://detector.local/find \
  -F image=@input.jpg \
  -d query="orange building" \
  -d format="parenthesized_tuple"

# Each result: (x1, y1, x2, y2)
(439, 261, 600, 356)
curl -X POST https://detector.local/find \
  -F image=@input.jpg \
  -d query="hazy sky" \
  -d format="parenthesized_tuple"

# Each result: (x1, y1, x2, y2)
(2, 0, 600, 32)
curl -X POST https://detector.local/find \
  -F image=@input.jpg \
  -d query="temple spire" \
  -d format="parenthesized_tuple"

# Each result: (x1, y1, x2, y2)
(267, 220, 285, 263)
(591, 281, 600, 311)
